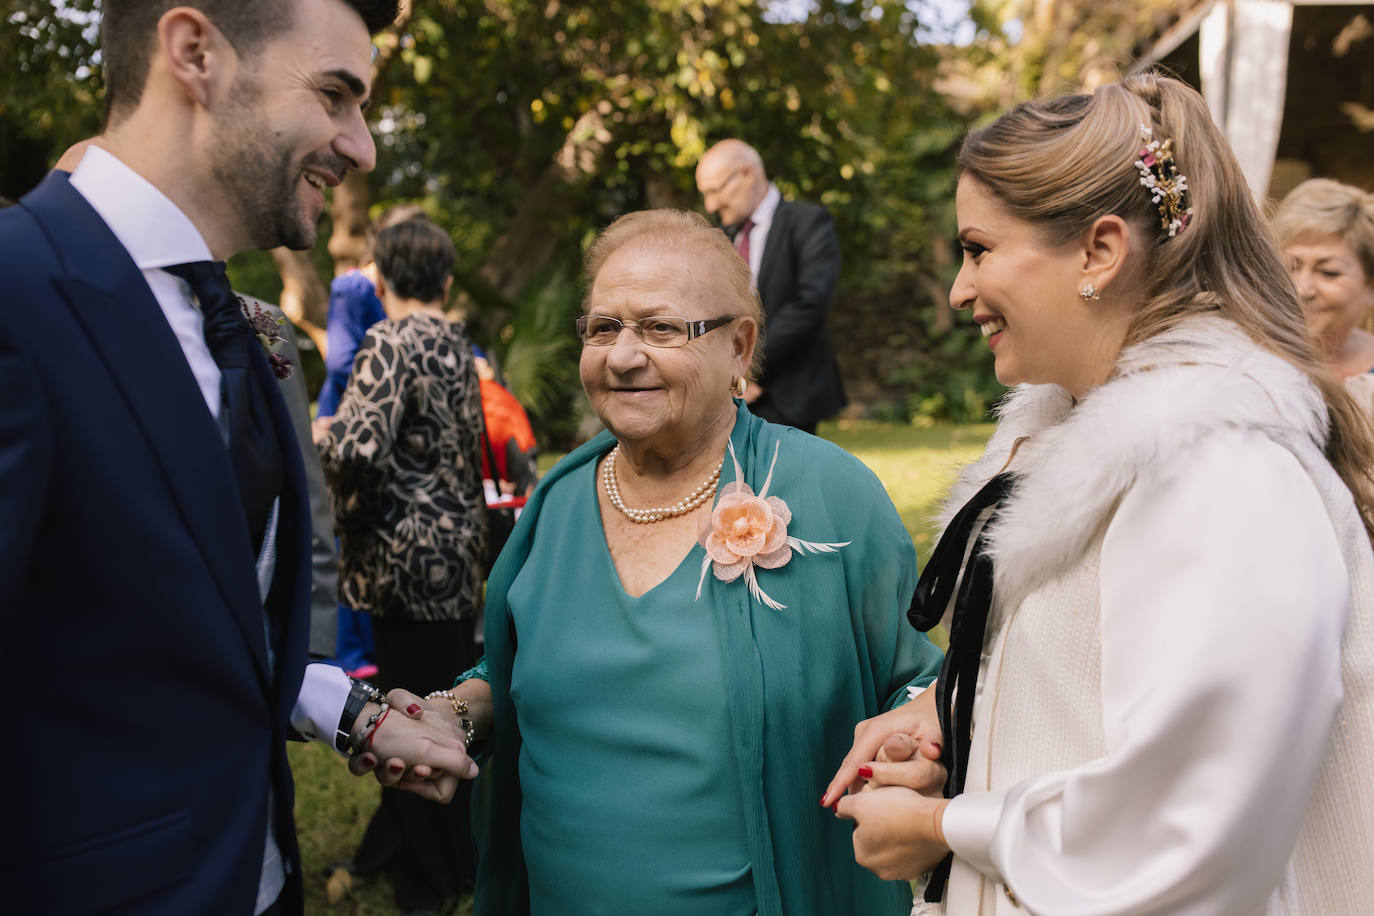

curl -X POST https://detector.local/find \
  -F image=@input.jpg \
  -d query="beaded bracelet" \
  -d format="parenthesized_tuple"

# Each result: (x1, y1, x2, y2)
(425, 689, 475, 748)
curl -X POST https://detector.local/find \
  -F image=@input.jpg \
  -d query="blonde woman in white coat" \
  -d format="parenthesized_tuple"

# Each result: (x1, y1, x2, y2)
(822, 70, 1374, 915)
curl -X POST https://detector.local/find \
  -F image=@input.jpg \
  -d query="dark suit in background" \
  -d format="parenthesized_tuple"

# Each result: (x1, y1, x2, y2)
(698, 140, 849, 433)
(745, 198, 847, 431)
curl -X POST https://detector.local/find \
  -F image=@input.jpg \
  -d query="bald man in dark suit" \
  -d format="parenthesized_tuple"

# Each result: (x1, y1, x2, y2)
(697, 139, 847, 433)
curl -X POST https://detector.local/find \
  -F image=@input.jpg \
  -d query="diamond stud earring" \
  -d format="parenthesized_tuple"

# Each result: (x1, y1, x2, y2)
(1079, 283, 1100, 301)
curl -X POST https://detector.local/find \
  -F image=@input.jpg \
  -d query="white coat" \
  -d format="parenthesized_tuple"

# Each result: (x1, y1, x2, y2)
(924, 317, 1374, 915)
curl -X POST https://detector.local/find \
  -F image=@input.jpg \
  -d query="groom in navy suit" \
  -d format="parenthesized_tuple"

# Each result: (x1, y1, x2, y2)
(0, 1, 475, 913)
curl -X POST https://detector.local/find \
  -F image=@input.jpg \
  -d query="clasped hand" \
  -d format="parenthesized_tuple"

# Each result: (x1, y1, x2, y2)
(346, 688, 482, 803)
(822, 684, 954, 881)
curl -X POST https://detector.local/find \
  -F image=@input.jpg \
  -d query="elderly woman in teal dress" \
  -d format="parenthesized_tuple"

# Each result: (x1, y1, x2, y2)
(376, 208, 942, 915)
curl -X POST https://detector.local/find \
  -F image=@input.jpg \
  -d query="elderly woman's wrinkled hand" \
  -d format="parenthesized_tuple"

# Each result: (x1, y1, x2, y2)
(821, 682, 944, 807)
(859, 732, 947, 797)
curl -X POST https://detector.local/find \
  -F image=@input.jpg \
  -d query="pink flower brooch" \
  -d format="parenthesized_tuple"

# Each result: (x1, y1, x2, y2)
(695, 440, 849, 610)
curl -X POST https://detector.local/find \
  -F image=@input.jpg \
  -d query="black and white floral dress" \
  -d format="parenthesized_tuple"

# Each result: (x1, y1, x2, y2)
(319, 312, 487, 622)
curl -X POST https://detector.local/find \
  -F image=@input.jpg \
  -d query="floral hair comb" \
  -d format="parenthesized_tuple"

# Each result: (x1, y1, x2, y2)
(1134, 124, 1192, 238)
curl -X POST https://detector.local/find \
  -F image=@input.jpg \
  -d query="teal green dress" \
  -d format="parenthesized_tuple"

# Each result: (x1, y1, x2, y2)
(473, 402, 944, 916)
(508, 459, 755, 914)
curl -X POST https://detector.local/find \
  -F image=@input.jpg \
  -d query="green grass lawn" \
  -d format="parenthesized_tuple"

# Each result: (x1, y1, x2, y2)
(821, 418, 994, 564)
(291, 419, 991, 913)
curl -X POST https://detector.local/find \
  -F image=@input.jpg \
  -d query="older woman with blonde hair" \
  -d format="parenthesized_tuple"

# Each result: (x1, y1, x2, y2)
(384, 208, 943, 915)
(824, 71, 1374, 914)
(1272, 177, 1374, 406)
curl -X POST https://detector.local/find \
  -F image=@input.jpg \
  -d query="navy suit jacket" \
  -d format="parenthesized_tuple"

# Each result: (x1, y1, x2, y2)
(0, 172, 314, 914)
(751, 199, 846, 427)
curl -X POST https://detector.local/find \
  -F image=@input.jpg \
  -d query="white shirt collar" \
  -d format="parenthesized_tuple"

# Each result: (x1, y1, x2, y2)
(749, 183, 782, 230)
(68, 146, 214, 269)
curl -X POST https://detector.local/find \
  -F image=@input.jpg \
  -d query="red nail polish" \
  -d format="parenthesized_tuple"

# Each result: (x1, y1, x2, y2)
(858, 765, 873, 779)
(930, 742, 943, 755)
(406, 704, 421, 715)
(388, 762, 404, 775)
(831, 803, 839, 813)
(819, 794, 828, 807)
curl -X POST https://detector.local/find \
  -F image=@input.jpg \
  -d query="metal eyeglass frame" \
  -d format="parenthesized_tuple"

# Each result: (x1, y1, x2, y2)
(576, 314, 737, 348)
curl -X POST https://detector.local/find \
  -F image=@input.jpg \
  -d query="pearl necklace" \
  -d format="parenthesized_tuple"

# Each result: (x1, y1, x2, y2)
(602, 446, 722, 524)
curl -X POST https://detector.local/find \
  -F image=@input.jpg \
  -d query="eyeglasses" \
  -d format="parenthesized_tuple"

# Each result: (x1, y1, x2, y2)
(576, 314, 736, 348)
(698, 167, 743, 199)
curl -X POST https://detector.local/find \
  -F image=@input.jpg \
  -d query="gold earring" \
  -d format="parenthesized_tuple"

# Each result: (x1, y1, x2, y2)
(1079, 283, 1100, 301)
(733, 377, 748, 398)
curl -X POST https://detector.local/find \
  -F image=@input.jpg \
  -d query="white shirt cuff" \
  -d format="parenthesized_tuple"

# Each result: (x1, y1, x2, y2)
(291, 662, 354, 753)
(942, 791, 1006, 880)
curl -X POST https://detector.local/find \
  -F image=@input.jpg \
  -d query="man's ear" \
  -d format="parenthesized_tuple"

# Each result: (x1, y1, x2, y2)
(374, 272, 389, 301)
(157, 8, 229, 108)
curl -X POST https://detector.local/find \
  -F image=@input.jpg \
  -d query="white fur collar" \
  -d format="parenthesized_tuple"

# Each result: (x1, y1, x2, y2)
(938, 316, 1329, 610)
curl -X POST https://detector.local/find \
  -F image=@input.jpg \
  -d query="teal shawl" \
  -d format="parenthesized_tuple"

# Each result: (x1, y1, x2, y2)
(474, 402, 942, 915)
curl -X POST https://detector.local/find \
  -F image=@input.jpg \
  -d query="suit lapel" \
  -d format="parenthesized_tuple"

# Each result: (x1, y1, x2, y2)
(756, 200, 790, 307)
(26, 173, 273, 687)
(253, 341, 314, 707)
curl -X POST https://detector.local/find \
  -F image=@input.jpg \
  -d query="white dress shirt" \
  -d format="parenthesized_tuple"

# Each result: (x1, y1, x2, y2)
(739, 183, 782, 279)
(69, 147, 353, 913)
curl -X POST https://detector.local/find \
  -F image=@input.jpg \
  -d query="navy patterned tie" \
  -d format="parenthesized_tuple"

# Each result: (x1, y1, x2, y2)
(165, 261, 284, 556)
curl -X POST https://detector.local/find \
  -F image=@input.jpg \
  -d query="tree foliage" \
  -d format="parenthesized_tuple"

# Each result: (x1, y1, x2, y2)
(352, 0, 978, 441)
(1, 0, 104, 198)
(954, 0, 1193, 104)
(4, 0, 1197, 441)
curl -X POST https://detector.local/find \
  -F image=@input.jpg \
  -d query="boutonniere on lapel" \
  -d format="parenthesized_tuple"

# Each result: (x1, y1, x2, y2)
(695, 440, 849, 610)
(238, 297, 295, 380)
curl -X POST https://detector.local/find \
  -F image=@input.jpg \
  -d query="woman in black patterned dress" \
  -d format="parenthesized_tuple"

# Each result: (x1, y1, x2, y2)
(317, 217, 486, 912)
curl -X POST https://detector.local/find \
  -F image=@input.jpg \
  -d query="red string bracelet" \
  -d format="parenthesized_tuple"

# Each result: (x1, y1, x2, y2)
(365, 706, 391, 750)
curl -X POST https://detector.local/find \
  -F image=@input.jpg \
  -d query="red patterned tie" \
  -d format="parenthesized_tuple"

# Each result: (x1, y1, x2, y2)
(736, 219, 754, 265)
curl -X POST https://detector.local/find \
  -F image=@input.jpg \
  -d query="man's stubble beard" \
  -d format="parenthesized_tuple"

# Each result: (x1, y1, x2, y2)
(209, 86, 318, 253)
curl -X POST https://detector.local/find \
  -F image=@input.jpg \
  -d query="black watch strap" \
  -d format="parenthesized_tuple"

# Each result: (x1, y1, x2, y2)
(336, 678, 383, 752)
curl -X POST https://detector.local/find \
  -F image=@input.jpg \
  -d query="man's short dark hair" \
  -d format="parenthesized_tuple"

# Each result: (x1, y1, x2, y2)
(100, 0, 399, 123)
(373, 219, 455, 305)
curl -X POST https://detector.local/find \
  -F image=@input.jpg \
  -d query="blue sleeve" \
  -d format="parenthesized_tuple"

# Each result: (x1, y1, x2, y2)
(317, 272, 385, 417)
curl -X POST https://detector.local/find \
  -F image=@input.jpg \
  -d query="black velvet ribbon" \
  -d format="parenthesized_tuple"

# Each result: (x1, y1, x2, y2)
(907, 471, 1013, 902)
